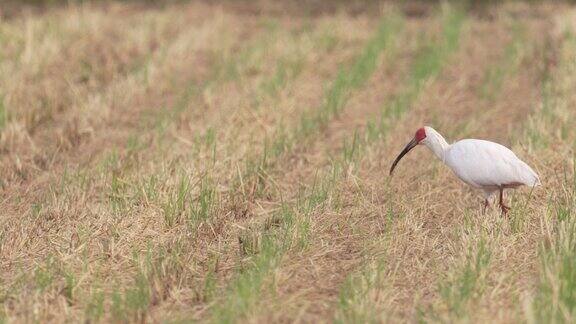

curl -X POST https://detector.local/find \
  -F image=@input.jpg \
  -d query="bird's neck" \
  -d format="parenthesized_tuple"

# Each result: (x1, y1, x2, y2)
(424, 130, 450, 162)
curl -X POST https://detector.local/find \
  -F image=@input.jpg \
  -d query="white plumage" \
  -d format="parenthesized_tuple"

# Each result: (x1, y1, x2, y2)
(390, 126, 540, 214)
(446, 139, 539, 190)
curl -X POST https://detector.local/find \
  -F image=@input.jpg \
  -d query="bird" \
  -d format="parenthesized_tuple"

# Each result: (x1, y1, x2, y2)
(389, 126, 540, 214)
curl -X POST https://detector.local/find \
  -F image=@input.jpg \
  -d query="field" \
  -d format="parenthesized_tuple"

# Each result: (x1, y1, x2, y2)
(0, 0, 576, 322)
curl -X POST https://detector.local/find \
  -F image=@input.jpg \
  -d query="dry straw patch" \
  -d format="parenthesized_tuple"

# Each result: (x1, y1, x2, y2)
(0, 6, 174, 152)
(0, 2, 391, 323)
(0, 3, 268, 322)
(0, 2, 229, 183)
(0, 1, 574, 323)
(519, 11, 576, 322)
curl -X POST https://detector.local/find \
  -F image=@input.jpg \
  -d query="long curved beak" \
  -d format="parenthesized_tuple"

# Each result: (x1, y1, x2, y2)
(389, 138, 418, 175)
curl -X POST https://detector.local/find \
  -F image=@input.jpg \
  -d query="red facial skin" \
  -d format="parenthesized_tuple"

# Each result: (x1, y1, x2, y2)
(415, 127, 427, 143)
(389, 127, 427, 175)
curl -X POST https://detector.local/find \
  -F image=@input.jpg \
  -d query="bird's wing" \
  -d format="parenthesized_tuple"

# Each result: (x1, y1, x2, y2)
(445, 139, 539, 188)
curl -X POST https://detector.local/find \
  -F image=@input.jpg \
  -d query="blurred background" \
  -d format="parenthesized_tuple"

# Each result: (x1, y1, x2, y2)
(1, 0, 575, 323)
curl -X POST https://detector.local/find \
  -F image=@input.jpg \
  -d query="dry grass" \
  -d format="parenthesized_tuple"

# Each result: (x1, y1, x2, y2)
(0, 1, 575, 323)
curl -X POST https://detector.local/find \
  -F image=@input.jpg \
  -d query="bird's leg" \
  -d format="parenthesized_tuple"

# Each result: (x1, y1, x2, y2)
(499, 188, 510, 215)
(482, 199, 489, 214)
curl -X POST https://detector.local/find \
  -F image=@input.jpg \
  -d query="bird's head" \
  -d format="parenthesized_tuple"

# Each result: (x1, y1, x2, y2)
(389, 126, 429, 175)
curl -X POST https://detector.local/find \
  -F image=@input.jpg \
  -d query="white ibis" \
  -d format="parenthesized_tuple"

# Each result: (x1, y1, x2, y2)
(389, 126, 540, 214)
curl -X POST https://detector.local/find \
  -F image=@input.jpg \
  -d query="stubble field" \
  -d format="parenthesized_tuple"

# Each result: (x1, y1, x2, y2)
(0, 1, 575, 322)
